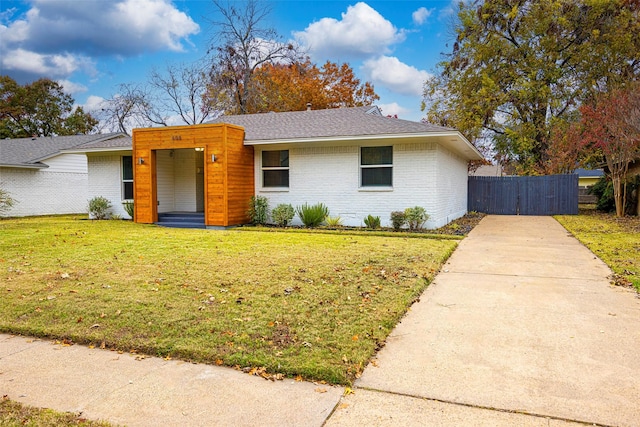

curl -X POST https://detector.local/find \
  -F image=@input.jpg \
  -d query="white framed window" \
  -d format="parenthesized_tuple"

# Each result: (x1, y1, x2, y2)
(262, 150, 289, 188)
(360, 146, 392, 187)
(122, 155, 133, 199)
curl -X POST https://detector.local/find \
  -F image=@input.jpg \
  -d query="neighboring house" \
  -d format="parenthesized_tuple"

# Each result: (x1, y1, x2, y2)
(573, 168, 604, 189)
(0, 133, 126, 217)
(72, 106, 483, 229)
(470, 164, 503, 177)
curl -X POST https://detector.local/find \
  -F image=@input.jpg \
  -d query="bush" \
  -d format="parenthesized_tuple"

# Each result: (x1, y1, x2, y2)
(325, 216, 343, 227)
(590, 175, 639, 215)
(0, 185, 16, 214)
(122, 201, 134, 218)
(404, 206, 428, 230)
(296, 203, 329, 227)
(248, 195, 269, 225)
(88, 196, 112, 220)
(363, 214, 381, 229)
(390, 211, 406, 231)
(271, 203, 295, 226)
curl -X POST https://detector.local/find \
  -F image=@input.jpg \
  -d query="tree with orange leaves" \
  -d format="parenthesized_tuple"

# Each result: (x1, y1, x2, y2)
(568, 83, 640, 216)
(249, 58, 379, 113)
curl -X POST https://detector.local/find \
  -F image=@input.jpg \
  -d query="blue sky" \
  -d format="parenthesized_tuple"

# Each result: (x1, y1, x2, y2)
(0, 0, 460, 122)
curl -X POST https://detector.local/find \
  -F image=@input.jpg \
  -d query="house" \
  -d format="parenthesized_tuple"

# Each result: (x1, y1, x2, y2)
(0, 133, 127, 217)
(70, 106, 483, 229)
(573, 168, 604, 189)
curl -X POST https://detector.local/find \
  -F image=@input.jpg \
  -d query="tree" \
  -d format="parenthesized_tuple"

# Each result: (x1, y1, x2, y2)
(423, 0, 640, 174)
(99, 62, 226, 134)
(148, 62, 221, 125)
(0, 185, 16, 215)
(249, 58, 379, 113)
(0, 76, 98, 138)
(568, 84, 640, 217)
(205, 0, 302, 114)
(98, 83, 151, 134)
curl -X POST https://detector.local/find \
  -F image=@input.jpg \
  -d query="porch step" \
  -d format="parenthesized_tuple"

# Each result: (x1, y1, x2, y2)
(156, 212, 205, 229)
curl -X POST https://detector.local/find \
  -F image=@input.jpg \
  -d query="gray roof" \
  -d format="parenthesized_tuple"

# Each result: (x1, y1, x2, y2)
(0, 133, 127, 168)
(208, 106, 455, 141)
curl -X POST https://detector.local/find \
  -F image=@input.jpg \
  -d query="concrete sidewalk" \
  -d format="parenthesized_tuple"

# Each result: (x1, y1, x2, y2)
(2, 215, 639, 426)
(328, 216, 640, 427)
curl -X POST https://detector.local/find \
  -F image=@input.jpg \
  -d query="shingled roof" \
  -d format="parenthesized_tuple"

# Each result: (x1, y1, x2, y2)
(0, 133, 127, 168)
(208, 106, 455, 142)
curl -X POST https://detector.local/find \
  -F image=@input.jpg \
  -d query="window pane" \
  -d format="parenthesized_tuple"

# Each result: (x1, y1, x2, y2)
(263, 170, 289, 187)
(122, 156, 133, 180)
(362, 167, 392, 186)
(262, 150, 289, 167)
(123, 182, 134, 199)
(361, 146, 392, 165)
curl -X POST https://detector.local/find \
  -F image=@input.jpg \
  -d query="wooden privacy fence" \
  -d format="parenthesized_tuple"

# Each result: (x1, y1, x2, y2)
(468, 174, 578, 215)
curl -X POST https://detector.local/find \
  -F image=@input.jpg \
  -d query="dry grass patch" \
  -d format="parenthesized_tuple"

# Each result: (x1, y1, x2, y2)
(556, 209, 640, 291)
(0, 396, 114, 426)
(0, 216, 457, 384)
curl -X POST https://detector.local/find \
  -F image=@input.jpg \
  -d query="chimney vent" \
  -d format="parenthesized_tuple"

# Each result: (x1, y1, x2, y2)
(306, 102, 312, 111)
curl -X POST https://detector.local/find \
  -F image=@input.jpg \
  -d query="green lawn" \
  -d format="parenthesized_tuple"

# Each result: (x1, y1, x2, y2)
(556, 210, 640, 291)
(0, 215, 459, 384)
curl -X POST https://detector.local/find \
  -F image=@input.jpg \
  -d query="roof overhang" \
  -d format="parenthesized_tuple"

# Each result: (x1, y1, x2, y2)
(244, 131, 484, 161)
(0, 163, 48, 170)
(62, 147, 133, 155)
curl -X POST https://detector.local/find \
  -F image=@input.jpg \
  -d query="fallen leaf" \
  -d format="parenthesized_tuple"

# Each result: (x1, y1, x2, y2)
(338, 403, 350, 409)
(315, 388, 327, 393)
(352, 335, 358, 341)
(215, 359, 224, 366)
(344, 387, 354, 396)
(90, 324, 100, 329)
(294, 375, 303, 382)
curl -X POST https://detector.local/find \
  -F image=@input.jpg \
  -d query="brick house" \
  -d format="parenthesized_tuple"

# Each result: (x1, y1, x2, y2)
(0, 133, 127, 217)
(5, 106, 484, 228)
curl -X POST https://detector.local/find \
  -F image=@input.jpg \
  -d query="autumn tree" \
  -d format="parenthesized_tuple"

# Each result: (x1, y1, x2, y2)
(0, 76, 98, 138)
(423, 0, 640, 174)
(568, 84, 640, 217)
(249, 58, 379, 113)
(205, 0, 302, 114)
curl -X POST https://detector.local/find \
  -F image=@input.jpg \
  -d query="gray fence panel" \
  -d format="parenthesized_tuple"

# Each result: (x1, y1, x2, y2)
(468, 174, 578, 215)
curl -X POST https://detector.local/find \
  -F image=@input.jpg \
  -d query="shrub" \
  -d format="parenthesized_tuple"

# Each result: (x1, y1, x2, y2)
(88, 196, 112, 220)
(390, 211, 406, 231)
(122, 201, 134, 218)
(325, 216, 343, 227)
(404, 206, 429, 231)
(296, 203, 329, 227)
(363, 214, 381, 229)
(248, 195, 269, 225)
(271, 203, 295, 226)
(0, 185, 16, 214)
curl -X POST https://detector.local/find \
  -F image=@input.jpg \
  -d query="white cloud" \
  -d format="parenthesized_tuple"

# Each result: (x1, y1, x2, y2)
(0, 0, 199, 81)
(58, 79, 88, 95)
(362, 56, 432, 96)
(412, 7, 433, 25)
(293, 2, 405, 60)
(83, 95, 107, 113)
(378, 102, 410, 118)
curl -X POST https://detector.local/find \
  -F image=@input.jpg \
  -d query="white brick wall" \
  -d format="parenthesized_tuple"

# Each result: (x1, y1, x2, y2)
(87, 155, 129, 218)
(0, 167, 88, 217)
(254, 142, 468, 229)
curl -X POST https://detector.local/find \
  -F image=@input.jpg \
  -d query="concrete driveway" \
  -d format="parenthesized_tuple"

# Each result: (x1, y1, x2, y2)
(327, 215, 640, 426)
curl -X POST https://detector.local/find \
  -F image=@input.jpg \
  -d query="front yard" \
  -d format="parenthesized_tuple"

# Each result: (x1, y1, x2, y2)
(0, 216, 459, 385)
(556, 209, 640, 291)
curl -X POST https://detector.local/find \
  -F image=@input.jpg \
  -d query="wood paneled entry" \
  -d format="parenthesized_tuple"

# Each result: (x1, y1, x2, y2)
(132, 124, 254, 227)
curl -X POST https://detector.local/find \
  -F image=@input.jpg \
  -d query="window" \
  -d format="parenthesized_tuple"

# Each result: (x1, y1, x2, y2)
(262, 150, 289, 188)
(360, 146, 392, 187)
(122, 156, 133, 199)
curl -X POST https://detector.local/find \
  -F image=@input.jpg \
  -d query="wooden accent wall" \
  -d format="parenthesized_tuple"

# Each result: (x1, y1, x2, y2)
(132, 124, 254, 227)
